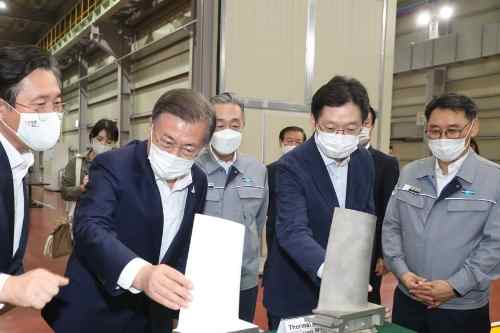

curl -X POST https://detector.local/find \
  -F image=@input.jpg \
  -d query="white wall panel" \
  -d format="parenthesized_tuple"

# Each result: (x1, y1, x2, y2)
(314, 0, 383, 106)
(239, 108, 264, 161)
(222, 0, 308, 104)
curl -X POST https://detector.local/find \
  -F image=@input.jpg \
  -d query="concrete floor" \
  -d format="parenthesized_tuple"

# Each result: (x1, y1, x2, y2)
(0, 187, 499, 332)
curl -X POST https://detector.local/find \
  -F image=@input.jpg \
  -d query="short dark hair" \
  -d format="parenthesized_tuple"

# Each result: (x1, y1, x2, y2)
(152, 88, 216, 144)
(470, 137, 480, 155)
(425, 93, 478, 121)
(368, 107, 377, 125)
(311, 75, 370, 122)
(0, 45, 60, 105)
(89, 118, 119, 142)
(210, 92, 245, 114)
(279, 126, 307, 142)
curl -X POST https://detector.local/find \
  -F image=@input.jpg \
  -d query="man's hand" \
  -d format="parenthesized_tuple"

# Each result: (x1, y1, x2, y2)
(133, 264, 192, 310)
(401, 272, 426, 290)
(400, 272, 433, 304)
(375, 258, 388, 276)
(0, 269, 69, 309)
(410, 280, 456, 308)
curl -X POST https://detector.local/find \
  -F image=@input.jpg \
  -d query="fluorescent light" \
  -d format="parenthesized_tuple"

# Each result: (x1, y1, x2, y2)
(416, 10, 431, 27)
(0, 1, 7, 10)
(439, 5, 454, 20)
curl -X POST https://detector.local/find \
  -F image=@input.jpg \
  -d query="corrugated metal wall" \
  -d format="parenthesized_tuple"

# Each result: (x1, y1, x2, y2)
(60, 4, 192, 155)
(392, 0, 500, 165)
(222, 0, 396, 163)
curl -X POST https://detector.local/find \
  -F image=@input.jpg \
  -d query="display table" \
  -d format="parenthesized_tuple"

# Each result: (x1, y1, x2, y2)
(267, 322, 416, 333)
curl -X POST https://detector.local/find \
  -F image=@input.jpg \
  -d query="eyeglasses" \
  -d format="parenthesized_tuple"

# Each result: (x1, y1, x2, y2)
(16, 101, 65, 114)
(318, 125, 361, 135)
(426, 121, 473, 140)
(1, 98, 65, 122)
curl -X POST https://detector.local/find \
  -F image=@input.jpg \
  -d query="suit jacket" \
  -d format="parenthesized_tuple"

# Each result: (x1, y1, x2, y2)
(42, 140, 208, 333)
(265, 160, 279, 254)
(263, 136, 375, 318)
(368, 147, 399, 263)
(0, 142, 30, 277)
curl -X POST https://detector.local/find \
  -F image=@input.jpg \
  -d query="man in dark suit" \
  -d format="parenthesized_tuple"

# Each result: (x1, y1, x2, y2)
(265, 126, 307, 254)
(0, 46, 68, 312)
(263, 76, 376, 329)
(42, 89, 215, 333)
(359, 107, 400, 305)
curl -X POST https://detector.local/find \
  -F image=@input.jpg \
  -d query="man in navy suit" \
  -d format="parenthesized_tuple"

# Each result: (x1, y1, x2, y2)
(359, 107, 400, 305)
(0, 46, 68, 313)
(42, 89, 215, 332)
(263, 76, 376, 329)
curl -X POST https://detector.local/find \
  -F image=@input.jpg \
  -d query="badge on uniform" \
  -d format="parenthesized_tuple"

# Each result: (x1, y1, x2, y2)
(402, 184, 421, 194)
(241, 177, 253, 185)
(461, 189, 475, 197)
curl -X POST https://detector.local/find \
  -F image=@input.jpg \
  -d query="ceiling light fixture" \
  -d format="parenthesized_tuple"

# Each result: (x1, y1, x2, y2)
(416, 11, 431, 27)
(439, 5, 454, 20)
(0, 1, 7, 10)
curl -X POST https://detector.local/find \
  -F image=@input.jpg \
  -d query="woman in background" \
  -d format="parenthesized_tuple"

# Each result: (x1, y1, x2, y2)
(61, 118, 119, 202)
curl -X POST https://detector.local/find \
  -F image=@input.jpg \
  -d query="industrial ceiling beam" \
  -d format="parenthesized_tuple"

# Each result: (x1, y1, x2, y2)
(1, 1, 56, 25)
(0, 14, 53, 25)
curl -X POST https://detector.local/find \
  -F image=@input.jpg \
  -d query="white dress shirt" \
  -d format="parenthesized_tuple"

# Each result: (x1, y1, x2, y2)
(318, 148, 350, 208)
(316, 140, 351, 278)
(117, 172, 192, 293)
(210, 145, 237, 174)
(435, 150, 470, 196)
(0, 133, 34, 304)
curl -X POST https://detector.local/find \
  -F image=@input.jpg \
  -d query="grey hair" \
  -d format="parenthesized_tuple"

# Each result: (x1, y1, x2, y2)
(209, 92, 245, 113)
(152, 88, 216, 144)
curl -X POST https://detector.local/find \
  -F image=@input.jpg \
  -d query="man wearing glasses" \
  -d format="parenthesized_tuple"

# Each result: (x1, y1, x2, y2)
(0, 46, 68, 313)
(263, 76, 375, 329)
(383, 93, 500, 333)
(43, 89, 215, 332)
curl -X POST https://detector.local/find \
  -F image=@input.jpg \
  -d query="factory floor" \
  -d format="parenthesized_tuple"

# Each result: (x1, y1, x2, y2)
(0, 187, 499, 332)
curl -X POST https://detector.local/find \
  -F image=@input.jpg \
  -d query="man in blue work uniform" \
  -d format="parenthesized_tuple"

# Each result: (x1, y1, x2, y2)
(196, 92, 268, 323)
(383, 93, 500, 333)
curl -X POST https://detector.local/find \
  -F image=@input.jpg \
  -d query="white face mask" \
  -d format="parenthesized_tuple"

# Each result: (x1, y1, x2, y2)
(428, 138, 468, 162)
(358, 127, 371, 145)
(427, 121, 474, 162)
(316, 130, 359, 159)
(91, 142, 113, 156)
(211, 128, 242, 155)
(148, 137, 194, 181)
(16, 112, 62, 152)
(281, 145, 297, 155)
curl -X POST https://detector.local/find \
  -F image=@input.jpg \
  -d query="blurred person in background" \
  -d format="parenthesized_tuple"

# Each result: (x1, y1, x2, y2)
(61, 118, 119, 203)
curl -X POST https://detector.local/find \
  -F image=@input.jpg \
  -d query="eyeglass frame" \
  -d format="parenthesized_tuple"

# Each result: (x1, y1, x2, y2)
(0, 98, 65, 122)
(15, 100, 65, 114)
(317, 124, 362, 135)
(425, 119, 475, 140)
